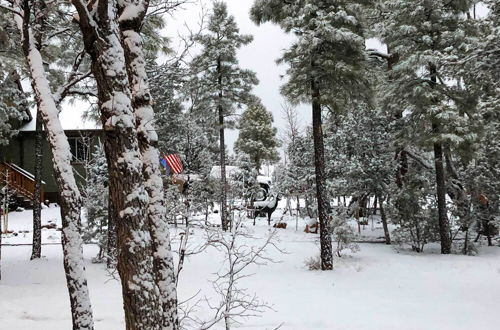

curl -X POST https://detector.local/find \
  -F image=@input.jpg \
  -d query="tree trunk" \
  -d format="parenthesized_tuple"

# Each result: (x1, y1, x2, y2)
(17, 1, 94, 328)
(311, 76, 333, 271)
(430, 64, 451, 254)
(31, 107, 43, 260)
(433, 131, 451, 254)
(120, 11, 178, 327)
(443, 144, 471, 252)
(106, 193, 116, 269)
(296, 196, 301, 217)
(72, 1, 165, 328)
(377, 193, 391, 245)
(217, 57, 228, 231)
(305, 195, 313, 219)
(29, 0, 45, 261)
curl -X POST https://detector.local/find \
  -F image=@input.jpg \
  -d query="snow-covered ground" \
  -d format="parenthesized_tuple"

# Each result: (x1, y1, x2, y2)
(1, 204, 499, 329)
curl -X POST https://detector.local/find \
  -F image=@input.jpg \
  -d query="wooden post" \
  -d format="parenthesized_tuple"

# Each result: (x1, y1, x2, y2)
(3, 168, 10, 234)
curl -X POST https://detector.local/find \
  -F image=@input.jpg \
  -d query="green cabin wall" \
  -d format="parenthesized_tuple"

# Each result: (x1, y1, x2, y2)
(0, 130, 103, 202)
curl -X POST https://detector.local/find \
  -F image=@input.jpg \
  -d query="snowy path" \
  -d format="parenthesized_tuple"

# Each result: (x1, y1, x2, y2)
(1, 207, 499, 329)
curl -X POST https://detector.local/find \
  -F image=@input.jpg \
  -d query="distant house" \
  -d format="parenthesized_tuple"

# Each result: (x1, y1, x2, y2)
(0, 104, 103, 203)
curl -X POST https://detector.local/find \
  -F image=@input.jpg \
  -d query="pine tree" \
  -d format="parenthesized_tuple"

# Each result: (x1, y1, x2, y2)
(72, 1, 179, 327)
(148, 58, 187, 153)
(251, 0, 370, 270)
(234, 101, 280, 171)
(464, 0, 499, 113)
(82, 143, 110, 263)
(191, 1, 258, 231)
(325, 101, 396, 244)
(231, 152, 260, 204)
(374, 0, 476, 254)
(8, 0, 95, 327)
(281, 131, 316, 219)
(456, 3, 500, 248)
(0, 71, 26, 145)
(1, 0, 94, 263)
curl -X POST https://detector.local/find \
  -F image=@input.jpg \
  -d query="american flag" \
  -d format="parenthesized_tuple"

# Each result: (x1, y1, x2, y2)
(161, 154, 183, 174)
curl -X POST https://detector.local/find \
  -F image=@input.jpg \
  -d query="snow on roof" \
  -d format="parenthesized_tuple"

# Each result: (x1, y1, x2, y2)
(20, 100, 101, 132)
(210, 166, 240, 179)
(257, 175, 271, 185)
(209, 167, 273, 185)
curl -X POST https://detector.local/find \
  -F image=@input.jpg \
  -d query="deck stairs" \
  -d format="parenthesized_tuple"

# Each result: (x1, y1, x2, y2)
(0, 162, 45, 207)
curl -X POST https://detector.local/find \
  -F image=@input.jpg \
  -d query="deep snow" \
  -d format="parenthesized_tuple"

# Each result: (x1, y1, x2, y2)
(1, 204, 499, 329)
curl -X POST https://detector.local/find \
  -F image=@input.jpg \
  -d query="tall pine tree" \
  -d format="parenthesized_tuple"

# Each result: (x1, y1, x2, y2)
(234, 101, 280, 171)
(191, 1, 258, 231)
(251, 0, 370, 270)
(374, 0, 474, 254)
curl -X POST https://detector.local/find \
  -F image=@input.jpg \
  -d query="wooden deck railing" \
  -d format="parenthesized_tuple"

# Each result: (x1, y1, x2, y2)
(0, 162, 44, 202)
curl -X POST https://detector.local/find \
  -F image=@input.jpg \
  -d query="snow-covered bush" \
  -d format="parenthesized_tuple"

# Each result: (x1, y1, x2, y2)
(304, 254, 322, 270)
(231, 152, 259, 203)
(386, 155, 440, 252)
(187, 175, 218, 225)
(164, 182, 187, 227)
(332, 221, 360, 257)
(390, 192, 440, 253)
(329, 211, 360, 257)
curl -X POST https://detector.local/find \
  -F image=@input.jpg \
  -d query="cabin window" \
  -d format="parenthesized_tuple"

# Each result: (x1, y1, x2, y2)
(68, 137, 90, 163)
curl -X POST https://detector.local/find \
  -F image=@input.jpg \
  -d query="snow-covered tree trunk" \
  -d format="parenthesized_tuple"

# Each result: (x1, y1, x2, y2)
(377, 193, 391, 245)
(72, 1, 173, 328)
(30, 0, 45, 261)
(311, 76, 333, 270)
(430, 64, 451, 254)
(433, 130, 451, 253)
(119, 2, 178, 326)
(31, 108, 42, 260)
(217, 57, 229, 231)
(106, 193, 117, 269)
(15, 0, 94, 327)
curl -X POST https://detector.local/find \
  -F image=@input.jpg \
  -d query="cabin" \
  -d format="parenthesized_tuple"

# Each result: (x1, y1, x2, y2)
(0, 105, 102, 204)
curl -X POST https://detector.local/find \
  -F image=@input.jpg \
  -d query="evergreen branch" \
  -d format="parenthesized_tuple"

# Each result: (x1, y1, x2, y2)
(147, 0, 188, 17)
(53, 49, 91, 104)
(42, 27, 71, 44)
(65, 89, 97, 98)
(54, 70, 92, 105)
(404, 149, 433, 171)
(0, 3, 23, 18)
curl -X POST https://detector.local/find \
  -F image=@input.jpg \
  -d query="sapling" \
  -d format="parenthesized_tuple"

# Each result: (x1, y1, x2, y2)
(193, 212, 282, 330)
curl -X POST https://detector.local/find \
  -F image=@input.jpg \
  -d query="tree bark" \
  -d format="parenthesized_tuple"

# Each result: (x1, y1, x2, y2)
(443, 144, 471, 254)
(119, 6, 178, 326)
(433, 137, 451, 254)
(17, 1, 94, 327)
(217, 56, 228, 231)
(106, 191, 116, 268)
(377, 193, 391, 245)
(311, 75, 333, 270)
(72, 1, 165, 328)
(30, 0, 45, 261)
(430, 63, 451, 254)
(296, 196, 301, 217)
(31, 108, 43, 260)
